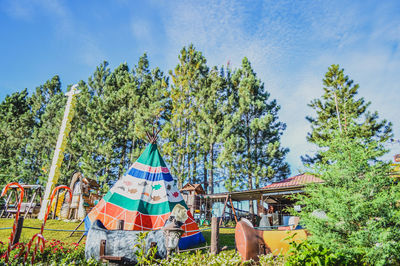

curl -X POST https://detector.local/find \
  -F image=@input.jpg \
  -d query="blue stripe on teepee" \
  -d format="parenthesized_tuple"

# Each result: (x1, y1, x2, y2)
(179, 232, 206, 250)
(126, 168, 173, 182)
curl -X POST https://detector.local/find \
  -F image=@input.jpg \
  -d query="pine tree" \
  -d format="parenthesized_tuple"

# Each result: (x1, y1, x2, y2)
(303, 64, 393, 165)
(78, 61, 115, 185)
(102, 62, 138, 179)
(196, 67, 226, 194)
(133, 54, 169, 159)
(74, 56, 168, 186)
(218, 66, 241, 192)
(222, 57, 290, 213)
(0, 89, 33, 183)
(296, 127, 400, 264)
(25, 76, 65, 184)
(163, 45, 209, 189)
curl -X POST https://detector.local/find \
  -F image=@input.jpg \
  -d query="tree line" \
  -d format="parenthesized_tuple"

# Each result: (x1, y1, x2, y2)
(0, 45, 392, 199)
(0, 45, 291, 195)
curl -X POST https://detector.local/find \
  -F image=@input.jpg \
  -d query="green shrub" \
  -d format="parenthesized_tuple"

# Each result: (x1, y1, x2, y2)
(295, 131, 400, 265)
(159, 249, 242, 266)
(285, 238, 350, 266)
(0, 239, 100, 265)
(133, 231, 158, 266)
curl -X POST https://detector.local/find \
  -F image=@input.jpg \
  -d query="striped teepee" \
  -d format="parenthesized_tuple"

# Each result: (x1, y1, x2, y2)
(86, 143, 205, 249)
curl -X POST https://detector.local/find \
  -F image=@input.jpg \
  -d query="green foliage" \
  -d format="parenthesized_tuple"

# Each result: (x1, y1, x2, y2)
(303, 64, 392, 165)
(159, 249, 285, 266)
(0, 239, 100, 266)
(218, 57, 290, 209)
(285, 238, 349, 266)
(162, 44, 209, 189)
(296, 130, 400, 265)
(0, 46, 289, 196)
(26, 77, 66, 184)
(195, 67, 227, 194)
(159, 249, 242, 266)
(133, 231, 158, 266)
(0, 89, 33, 184)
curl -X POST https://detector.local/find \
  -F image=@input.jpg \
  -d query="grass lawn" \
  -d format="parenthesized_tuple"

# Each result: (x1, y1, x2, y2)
(0, 218, 85, 244)
(200, 227, 236, 249)
(0, 218, 236, 248)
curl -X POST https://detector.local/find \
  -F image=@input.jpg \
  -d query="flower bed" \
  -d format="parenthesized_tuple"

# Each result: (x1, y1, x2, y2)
(0, 239, 100, 265)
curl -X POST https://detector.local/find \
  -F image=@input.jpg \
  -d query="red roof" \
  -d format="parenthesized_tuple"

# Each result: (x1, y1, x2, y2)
(263, 173, 323, 189)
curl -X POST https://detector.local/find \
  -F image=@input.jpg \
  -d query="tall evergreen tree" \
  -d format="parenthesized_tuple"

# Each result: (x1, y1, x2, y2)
(303, 64, 393, 165)
(25, 76, 65, 184)
(218, 67, 241, 192)
(222, 57, 290, 213)
(0, 89, 33, 183)
(163, 44, 209, 189)
(133, 54, 169, 159)
(196, 67, 226, 194)
(79, 61, 114, 185)
(76, 55, 168, 187)
(296, 128, 400, 264)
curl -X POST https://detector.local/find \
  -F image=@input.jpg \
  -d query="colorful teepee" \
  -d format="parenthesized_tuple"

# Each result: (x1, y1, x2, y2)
(86, 143, 205, 249)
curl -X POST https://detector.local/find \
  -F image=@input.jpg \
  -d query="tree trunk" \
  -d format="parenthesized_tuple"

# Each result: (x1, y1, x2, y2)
(248, 172, 254, 216)
(255, 134, 259, 188)
(192, 150, 197, 183)
(246, 114, 254, 215)
(203, 153, 208, 193)
(119, 143, 127, 179)
(209, 142, 214, 194)
(130, 137, 136, 163)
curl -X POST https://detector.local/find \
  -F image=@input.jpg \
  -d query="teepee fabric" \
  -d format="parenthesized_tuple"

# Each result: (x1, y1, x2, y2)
(86, 144, 205, 249)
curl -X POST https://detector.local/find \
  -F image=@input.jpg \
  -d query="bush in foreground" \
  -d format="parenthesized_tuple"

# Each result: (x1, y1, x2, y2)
(0, 240, 99, 265)
(296, 131, 400, 265)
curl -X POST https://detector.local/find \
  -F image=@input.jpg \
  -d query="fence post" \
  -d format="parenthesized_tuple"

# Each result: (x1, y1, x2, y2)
(211, 217, 220, 255)
(118, 220, 124, 230)
(12, 217, 24, 245)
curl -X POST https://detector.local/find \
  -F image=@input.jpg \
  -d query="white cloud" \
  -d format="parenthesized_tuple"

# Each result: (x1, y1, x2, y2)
(79, 37, 106, 67)
(131, 19, 151, 41)
(157, 0, 400, 172)
(3, 0, 398, 172)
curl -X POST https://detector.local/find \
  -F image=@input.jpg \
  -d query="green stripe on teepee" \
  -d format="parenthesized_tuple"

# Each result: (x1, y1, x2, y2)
(136, 144, 167, 167)
(104, 192, 187, 215)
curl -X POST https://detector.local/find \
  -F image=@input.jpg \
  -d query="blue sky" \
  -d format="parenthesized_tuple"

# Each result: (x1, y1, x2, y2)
(1, 0, 399, 173)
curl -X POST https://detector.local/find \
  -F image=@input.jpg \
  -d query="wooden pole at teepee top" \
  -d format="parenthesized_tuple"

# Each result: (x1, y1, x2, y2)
(146, 127, 161, 144)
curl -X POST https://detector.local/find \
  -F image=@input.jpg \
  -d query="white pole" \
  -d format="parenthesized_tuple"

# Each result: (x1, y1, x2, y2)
(38, 84, 80, 220)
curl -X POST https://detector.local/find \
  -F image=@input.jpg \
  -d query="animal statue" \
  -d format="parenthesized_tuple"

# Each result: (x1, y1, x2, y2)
(235, 218, 307, 262)
(85, 204, 188, 264)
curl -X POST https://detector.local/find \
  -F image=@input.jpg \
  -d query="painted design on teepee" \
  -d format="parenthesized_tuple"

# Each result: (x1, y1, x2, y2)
(87, 143, 205, 249)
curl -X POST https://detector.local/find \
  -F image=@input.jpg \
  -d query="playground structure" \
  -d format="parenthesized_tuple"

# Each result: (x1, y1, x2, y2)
(186, 173, 323, 228)
(180, 183, 206, 216)
(0, 182, 72, 263)
(0, 184, 43, 219)
(0, 118, 332, 264)
(55, 172, 100, 220)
